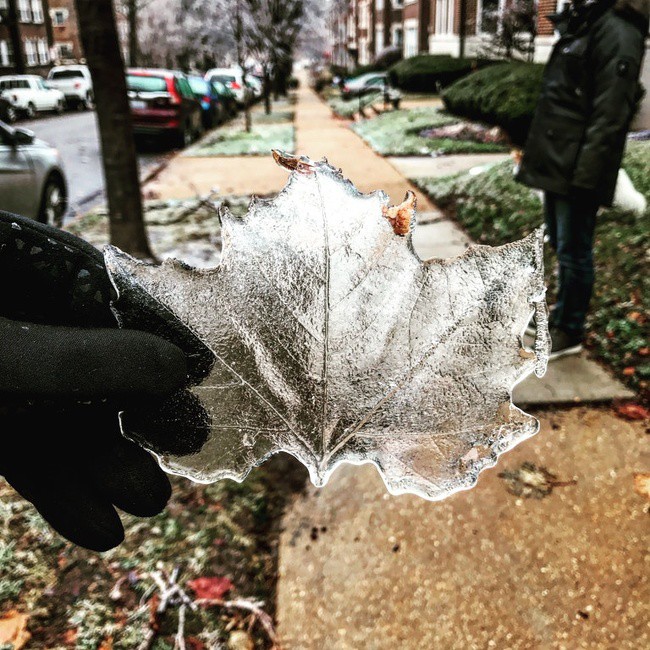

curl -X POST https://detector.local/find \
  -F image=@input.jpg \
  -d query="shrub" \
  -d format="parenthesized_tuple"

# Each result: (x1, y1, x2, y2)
(442, 62, 545, 145)
(388, 55, 485, 93)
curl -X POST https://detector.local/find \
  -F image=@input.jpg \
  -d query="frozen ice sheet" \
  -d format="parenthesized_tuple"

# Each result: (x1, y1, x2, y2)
(105, 152, 549, 500)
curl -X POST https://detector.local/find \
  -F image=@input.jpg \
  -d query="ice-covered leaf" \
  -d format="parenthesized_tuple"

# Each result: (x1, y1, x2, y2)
(105, 152, 549, 501)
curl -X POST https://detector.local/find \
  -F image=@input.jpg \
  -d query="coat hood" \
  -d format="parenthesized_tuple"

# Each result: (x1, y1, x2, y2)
(614, 0, 650, 32)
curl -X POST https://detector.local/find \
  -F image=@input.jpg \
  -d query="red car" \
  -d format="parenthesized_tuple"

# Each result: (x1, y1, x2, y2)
(126, 68, 203, 147)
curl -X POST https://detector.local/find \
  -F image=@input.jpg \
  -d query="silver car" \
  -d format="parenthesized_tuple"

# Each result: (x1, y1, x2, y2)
(0, 121, 67, 227)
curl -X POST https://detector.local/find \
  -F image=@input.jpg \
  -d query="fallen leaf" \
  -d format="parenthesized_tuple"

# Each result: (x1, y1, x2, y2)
(623, 367, 636, 376)
(107, 152, 549, 500)
(0, 611, 31, 650)
(633, 473, 650, 500)
(63, 628, 77, 645)
(188, 576, 234, 601)
(187, 637, 207, 650)
(228, 630, 254, 650)
(614, 402, 650, 421)
(498, 462, 576, 499)
(99, 637, 113, 650)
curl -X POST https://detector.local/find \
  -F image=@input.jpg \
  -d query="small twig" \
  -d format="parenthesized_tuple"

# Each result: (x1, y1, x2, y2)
(174, 604, 187, 650)
(195, 598, 278, 645)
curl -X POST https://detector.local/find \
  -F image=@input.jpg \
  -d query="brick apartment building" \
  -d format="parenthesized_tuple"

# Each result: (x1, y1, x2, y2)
(331, 0, 648, 65)
(0, 0, 53, 75)
(49, 0, 82, 63)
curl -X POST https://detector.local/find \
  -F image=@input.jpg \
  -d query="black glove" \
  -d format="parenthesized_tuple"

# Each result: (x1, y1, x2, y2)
(0, 212, 211, 551)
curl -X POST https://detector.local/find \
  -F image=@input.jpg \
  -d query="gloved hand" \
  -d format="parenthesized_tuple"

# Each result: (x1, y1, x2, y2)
(0, 212, 210, 552)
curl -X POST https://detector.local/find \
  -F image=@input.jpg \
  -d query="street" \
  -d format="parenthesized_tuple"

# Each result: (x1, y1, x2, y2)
(21, 110, 169, 218)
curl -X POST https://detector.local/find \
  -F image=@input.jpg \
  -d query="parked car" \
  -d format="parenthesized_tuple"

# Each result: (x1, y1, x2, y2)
(247, 75, 263, 99)
(47, 65, 94, 110)
(0, 121, 67, 227)
(126, 68, 203, 147)
(211, 80, 238, 118)
(187, 75, 225, 129)
(0, 75, 66, 118)
(205, 67, 252, 107)
(0, 97, 17, 124)
(341, 72, 388, 100)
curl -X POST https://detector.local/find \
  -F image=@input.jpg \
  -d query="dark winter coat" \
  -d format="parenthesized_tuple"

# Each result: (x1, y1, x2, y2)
(516, 0, 649, 206)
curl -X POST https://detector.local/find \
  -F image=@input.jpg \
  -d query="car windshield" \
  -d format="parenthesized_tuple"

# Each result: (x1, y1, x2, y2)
(126, 75, 167, 92)
(50, 70, 84, 79)
(211, 75, 236, 85)
(188, 78, 209, 94)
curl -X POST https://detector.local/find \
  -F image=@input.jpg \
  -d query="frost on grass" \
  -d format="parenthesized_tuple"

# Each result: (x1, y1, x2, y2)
(185, 124, 294, 157)
(105, 152, 549, 501)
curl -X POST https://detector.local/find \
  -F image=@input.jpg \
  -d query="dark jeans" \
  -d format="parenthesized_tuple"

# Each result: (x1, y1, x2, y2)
(544, 191, 599, 338)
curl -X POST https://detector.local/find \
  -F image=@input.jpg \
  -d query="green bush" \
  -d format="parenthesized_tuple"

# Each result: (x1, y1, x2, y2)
(388, 55, 485, 93)
(442, 62, 544, 145)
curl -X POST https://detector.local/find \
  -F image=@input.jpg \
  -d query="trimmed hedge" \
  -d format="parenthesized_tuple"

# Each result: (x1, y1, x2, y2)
(388, 55, 484, 93)
(442, 62, 545, 146)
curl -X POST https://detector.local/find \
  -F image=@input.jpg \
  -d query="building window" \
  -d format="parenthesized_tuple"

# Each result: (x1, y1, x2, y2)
(18, 0, 32, 22)
(24, 39, 37, 65)
(55, 42, 74, 59)
(376, 25, 384, 55)
(479, 0, 501, 34)
(405, 25, 417, 57)
(37, 38, 48, 64)
(31, 0, 44, 23)
(376, 0, 384, 10)
(0, 40, 13, 67)
(51, 8, 69, 25)
(393, 26, 403, 48)
(435, 0, 455, 35)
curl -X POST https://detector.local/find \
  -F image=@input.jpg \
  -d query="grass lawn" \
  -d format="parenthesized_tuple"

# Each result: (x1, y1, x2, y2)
(413, 141, 650, 397)
(185, 123, 294, 157)
(352, 107, 510, 156)
(0, 458, 305, 648)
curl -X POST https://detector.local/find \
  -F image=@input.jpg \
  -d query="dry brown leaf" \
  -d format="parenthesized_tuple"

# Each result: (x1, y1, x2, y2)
(614, 402, 650, 421)
(0, 611, 31, 650)
(633, 473, 650, 501)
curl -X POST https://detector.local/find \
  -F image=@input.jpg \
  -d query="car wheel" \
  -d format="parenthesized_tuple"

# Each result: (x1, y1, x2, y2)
(4, 105, 16, 123)
(39, 176, 66, 228)
(183, 122, 193, 147)
(55, 100, 65, 114)
(84, 91, 95, 110)
(25, 103, 36, 119)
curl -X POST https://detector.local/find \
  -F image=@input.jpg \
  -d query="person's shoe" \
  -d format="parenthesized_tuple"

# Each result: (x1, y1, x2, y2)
(549, 327, 583, 360)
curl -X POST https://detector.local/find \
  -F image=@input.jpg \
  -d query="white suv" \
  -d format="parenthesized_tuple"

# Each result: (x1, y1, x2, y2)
(0, 75, 65, 119)
(47, 65, 94, 109)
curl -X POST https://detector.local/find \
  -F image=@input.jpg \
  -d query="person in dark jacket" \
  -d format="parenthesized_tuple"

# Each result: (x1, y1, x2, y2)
(517, 0, 649, 358)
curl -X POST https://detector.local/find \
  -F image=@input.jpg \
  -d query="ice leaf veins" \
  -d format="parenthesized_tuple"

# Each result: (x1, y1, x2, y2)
(105, 152, 550, 501)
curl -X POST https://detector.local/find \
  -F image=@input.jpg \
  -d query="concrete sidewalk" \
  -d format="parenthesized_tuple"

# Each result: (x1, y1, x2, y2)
(277, 407, 649, 649)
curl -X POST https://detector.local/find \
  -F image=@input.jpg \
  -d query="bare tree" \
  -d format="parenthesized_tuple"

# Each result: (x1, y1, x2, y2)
(74, 0, 154, 260)
(245, 0, 304, 114)
(136, 0, 235, 71)
(233, 0, 253, 131)
(480, 0, 537, 61)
